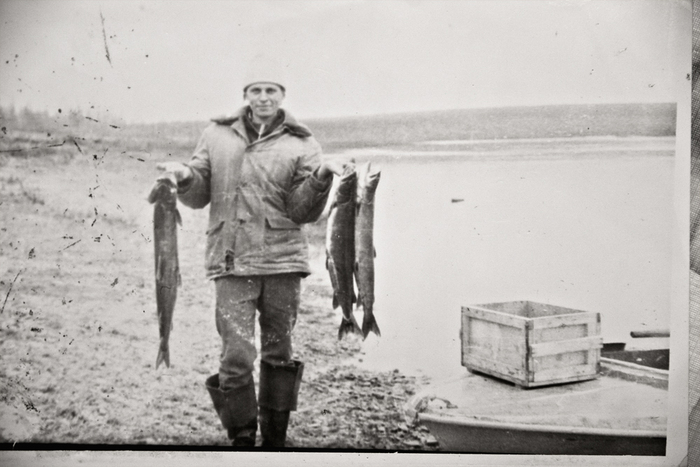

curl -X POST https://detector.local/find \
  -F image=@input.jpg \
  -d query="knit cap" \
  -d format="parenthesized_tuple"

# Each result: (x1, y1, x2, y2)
(243, 54, 287, 92)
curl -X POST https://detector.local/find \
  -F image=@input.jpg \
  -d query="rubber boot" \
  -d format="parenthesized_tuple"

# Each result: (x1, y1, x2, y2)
(205, 373, 258, 447)
(258, 360, 304, 448)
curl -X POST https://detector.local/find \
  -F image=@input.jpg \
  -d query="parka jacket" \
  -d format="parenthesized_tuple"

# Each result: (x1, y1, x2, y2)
(178, 107, 331, 279)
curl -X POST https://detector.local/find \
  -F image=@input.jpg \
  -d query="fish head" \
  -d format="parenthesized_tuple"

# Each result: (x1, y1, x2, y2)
(355, 162, 372, 201)
(365, 168, 381, 188)
(361, 167, 381, 202)
(148, 173, 178, 205)
(335, 165, 357, 204)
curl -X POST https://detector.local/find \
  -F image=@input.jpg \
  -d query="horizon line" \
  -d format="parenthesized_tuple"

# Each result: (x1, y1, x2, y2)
(0, 100, 677, 127)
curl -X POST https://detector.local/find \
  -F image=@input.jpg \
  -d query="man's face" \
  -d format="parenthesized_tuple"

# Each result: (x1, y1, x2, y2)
(245, 83, 285, 121)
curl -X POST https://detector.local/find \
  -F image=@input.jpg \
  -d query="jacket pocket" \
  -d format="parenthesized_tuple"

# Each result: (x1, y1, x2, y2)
(264, 215, 303, 256)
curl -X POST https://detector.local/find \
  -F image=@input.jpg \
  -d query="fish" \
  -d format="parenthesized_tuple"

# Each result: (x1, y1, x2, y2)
(354, 162, 381, 339)
(326, 165, 362, 339)
(148, 173, 182, 369)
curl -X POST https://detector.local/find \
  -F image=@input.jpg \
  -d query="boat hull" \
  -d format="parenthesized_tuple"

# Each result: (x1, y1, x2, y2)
(420, 413, 666, 456)
(406, 356, 668, 455)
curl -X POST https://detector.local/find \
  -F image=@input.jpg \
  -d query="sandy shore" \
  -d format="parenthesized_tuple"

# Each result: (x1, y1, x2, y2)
(0, 145, 436, 450)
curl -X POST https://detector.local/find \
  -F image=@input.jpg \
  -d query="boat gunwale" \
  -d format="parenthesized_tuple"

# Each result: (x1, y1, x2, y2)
(418, 412, 667, 439)
(600, 356, 669, 377)
(600, 356, 669, 389)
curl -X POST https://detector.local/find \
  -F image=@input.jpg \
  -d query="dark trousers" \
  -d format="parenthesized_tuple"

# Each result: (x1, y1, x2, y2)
(214, 274, 300, 391)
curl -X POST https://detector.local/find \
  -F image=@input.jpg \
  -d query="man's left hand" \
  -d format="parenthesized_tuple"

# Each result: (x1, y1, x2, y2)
(318, 159, 351, 180)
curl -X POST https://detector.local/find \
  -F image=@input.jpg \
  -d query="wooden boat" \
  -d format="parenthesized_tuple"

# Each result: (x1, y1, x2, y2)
(404, 349, 668, 455)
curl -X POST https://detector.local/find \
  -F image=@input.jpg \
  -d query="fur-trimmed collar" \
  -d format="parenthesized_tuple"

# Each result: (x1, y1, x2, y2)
(211, 107, 312, 138)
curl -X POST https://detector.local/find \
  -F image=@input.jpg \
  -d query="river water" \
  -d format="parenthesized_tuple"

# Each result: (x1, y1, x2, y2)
(341, 136, 676, 379)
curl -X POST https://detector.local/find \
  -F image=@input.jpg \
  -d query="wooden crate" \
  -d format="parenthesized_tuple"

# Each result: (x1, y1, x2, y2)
(461, 301, 602, 388)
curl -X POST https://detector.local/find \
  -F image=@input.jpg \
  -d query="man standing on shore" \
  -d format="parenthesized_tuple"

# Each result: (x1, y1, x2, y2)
(158, 55, 344, 447)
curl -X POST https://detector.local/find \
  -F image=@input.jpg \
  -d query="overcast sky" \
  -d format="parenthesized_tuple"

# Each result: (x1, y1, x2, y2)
(0, 0, 690, 123)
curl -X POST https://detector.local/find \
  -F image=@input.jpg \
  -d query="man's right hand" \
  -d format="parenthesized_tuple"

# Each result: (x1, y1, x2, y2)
(156, 162, 193, 184)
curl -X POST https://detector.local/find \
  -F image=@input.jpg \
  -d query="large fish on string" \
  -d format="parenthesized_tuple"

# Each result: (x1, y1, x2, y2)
(148, 173, 182, 369)
(354, 162, 381, 339)
(326, 165, 362, 339)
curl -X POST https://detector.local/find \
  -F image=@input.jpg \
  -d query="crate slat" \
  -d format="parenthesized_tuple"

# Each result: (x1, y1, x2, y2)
(531, 364, 600, 384)
(530, 312, 599, 330)
(465, 359, 528, 384)
(462, 306, 527, 329)
(530, 336, 603, 357)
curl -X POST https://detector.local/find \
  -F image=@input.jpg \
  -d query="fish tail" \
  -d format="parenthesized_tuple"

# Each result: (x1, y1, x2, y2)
(338, 315, 362, 340)
(155, 343, 170, 369)
(362, 314, 381, 339)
